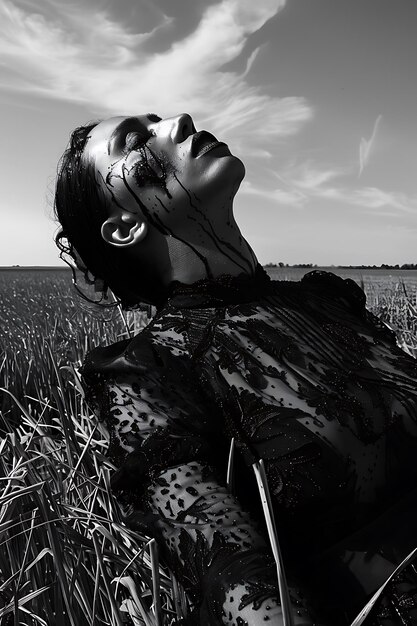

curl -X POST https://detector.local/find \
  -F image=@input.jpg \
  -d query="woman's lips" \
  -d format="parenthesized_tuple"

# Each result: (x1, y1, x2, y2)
(197, 141, 228, 157)
(191, 130, 229, 158)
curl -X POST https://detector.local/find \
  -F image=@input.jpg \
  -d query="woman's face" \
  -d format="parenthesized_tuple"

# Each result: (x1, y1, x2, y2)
(83, 113, 245, 237)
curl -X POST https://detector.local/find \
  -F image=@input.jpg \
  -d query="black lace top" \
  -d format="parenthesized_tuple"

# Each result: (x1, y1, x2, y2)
(81, 268, 417, 625)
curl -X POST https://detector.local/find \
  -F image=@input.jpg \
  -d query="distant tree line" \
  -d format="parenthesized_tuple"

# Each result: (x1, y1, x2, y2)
(264, 262, 417, 270)
(264, 263, 319, 268)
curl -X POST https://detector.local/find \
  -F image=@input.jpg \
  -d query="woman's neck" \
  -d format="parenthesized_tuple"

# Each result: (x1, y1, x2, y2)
(165, 232, 258, 285)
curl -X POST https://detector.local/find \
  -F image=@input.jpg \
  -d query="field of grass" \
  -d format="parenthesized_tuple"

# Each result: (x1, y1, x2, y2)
(0, 267, 416, 625)
(0, 270, 179, 626)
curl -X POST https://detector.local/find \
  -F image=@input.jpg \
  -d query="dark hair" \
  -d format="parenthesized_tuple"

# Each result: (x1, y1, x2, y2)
(54, 124, 163, 309)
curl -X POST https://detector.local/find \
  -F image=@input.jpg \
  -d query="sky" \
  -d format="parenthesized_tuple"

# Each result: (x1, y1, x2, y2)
(1, 0, 416, 266)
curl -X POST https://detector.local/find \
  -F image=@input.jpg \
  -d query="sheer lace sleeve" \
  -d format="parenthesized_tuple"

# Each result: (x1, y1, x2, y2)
(81, 336, 316, 625)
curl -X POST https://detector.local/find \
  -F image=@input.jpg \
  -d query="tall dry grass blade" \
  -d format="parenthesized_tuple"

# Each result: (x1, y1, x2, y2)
(170, 572, 185, 623)
(115, 576, 155, 626)
(113, 546, 144, 596)
(14, 605, 49, 626)
(226, 437, 235, 494)
(0, 387, 38, 425)
(15, 508, 37, 592)
(91, 549, 101, 626)
(349, 546, 417, 626)
(91, 530, 125, 626)
(0, 586, 51, 621)
(0, 480, 45, 507)
(64, 424, 98, 492)
(59, 364, 85, 398)
(109, 290, 132, 339)
(148, 539, 162, 626)
(253, 459, 294, 626)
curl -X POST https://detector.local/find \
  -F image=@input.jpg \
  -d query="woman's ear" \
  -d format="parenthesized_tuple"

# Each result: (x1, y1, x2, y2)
(101, 212, 148, 248)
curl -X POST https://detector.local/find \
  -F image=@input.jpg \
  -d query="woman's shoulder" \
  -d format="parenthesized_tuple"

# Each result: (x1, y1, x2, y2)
(293, 270, 398, 344)
(80, 316, 191, 387)
(81, 332, 151, 379)
(298, 270, 367, 314)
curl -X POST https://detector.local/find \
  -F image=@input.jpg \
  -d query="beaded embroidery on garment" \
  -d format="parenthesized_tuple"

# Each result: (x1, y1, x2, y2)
(82, 268, 417, 625)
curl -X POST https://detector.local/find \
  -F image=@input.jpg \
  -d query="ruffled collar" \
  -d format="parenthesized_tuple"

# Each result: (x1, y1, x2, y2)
(160, 264, 273, 309)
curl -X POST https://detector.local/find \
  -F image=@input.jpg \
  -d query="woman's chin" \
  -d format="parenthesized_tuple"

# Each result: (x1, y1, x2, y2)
(214, 153, 245, 185)
(225, 156, 246, 192)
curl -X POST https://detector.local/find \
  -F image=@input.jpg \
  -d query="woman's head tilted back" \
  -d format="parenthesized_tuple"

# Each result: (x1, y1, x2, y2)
(54, 113, 254, 308)
(54, 119, 164, 308)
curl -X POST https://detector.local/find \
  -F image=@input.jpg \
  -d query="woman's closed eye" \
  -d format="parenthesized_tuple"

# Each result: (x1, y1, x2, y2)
(123, 130, 153, 154)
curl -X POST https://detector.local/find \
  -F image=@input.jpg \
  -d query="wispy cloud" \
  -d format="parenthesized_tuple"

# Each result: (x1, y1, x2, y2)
(358, 114, 382, 177)
(347, 187, 417, 214)
(240, 179, 307, 207)
(244, 158, 417, 216)
(284, 161, 348, 190)
(241, 45, 264, 79)
(0, 0, 312, 150)
(306, 181, 417, 216)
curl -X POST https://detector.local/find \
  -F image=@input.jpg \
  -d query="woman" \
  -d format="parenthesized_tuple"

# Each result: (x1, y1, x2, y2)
(55, 113, 417, 625)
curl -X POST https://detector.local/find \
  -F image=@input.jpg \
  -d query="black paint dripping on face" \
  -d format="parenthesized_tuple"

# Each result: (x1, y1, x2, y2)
(108, 127, 172, 200)
(85, 114, 252, 281)
(173, 173, 253, 275)
(119, 165, 214, 278)
(131, 145, 172, 199)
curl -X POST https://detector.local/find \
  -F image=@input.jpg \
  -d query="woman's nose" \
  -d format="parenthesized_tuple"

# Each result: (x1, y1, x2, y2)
(170, 114, 196, 143)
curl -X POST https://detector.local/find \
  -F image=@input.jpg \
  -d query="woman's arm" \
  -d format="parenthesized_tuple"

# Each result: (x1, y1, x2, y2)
(87, 366, 316, 625)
